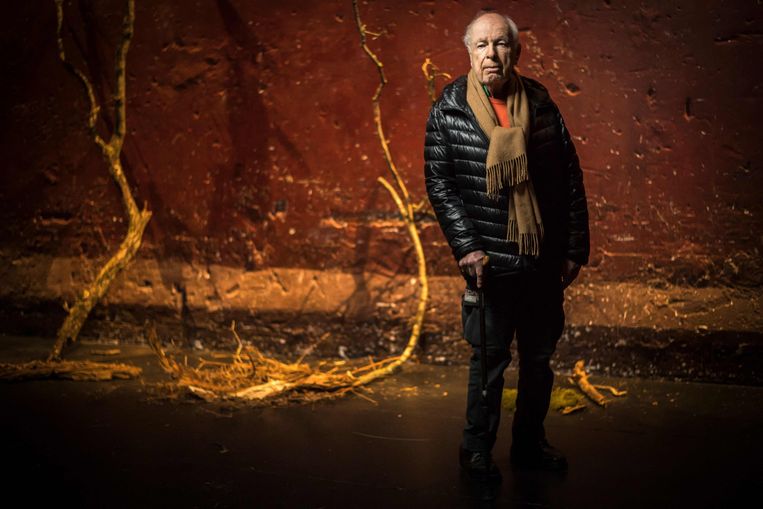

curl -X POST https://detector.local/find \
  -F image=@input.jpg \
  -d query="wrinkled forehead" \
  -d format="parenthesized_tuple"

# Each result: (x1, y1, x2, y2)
(471, 14, 511, 41)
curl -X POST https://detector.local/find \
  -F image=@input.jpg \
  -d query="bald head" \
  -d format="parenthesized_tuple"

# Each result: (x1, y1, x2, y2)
(463, 11, 520, 54)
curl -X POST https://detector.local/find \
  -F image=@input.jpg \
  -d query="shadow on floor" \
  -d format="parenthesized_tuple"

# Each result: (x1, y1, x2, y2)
(1, 334, 761, 508)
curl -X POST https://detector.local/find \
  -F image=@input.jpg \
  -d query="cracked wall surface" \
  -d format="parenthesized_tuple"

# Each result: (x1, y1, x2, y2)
(1, 0, 761, 364)
(2, 0, 761, 282)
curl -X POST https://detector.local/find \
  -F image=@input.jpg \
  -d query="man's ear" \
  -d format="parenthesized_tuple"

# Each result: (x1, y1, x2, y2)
(513, 43, 522, 67)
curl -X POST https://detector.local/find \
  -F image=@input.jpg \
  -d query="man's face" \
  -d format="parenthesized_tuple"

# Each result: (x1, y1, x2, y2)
(467, 14, 517, 89)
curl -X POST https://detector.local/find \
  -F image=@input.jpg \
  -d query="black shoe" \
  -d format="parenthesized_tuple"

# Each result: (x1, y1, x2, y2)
(459, 444, 502, 481)
(510, 438, 568, 471)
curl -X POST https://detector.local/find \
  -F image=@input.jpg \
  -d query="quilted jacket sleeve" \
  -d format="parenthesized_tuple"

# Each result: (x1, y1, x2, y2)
(424, 105, 485, 262)
(559, 112, 590, 266)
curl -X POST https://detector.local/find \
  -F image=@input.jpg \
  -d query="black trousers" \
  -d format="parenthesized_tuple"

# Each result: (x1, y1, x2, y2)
(460, 267, 565, 453)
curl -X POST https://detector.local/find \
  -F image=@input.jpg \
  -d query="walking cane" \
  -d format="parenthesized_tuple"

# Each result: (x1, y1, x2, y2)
(477, 255, 490, 405)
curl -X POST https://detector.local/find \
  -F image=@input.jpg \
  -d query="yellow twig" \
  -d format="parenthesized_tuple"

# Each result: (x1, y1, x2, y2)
(349, 0, 429, 388)
(54, 0, 103, 149)
(0, 360, 141, 381)
(570, 360, 609, 407)
(144, 2, 431, 404)
(560, 404, 587, 415)
(421, 57, 452, 104)
(50, 0, 150, 361)
(350, 388, 379, 405)
(593, 384, 628, 397)
(352, 0, 412, 219)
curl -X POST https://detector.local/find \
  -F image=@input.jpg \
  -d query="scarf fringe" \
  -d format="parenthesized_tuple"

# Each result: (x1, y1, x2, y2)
(486, 152, 528, 198)
(467, 68, 544, 259)
(506, 219, 542, 256)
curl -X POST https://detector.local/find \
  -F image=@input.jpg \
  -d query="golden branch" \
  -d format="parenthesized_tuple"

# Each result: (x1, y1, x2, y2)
(352, 0, 413, 219)
(54, 0, 105, 151)
(570, 360, 609, 407)
(50, 0, 151, 361)
(111, 0, 134, 153)
(421, 57, 451, 104)
(593, 384, 628, 397)
(0, 360, 141, 381)
(144, 2, 432, 403)
(350, 0, 428, 382)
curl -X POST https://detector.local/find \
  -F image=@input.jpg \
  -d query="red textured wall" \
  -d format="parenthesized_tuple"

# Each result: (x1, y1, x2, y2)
(2, 0, 761, 285)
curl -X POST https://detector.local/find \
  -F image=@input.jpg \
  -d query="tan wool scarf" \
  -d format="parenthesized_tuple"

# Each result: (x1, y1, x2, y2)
(466, 68, 544, 256)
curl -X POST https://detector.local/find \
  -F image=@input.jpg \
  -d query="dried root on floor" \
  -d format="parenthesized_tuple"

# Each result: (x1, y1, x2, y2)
(502, 387, 586, 415)
(149, 4, 434, 405)
(560, 403, 587, 415)
(147, 322, 407, 405)
(501, 360, 626, 414)
(352, 0, 429, 386)
(550, 387, 587, 414)
(90, 348, 121, 356)
(0, 359, 141, 382)
(569, 359, 627, 407)
(593, 384, 628, 397)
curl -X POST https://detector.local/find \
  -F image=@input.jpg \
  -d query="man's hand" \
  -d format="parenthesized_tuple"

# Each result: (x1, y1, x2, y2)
(458, 250, 489, 288)
(561, 259, 581, 289)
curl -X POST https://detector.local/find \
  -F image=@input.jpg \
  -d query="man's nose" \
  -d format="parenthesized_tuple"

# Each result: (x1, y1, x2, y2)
(486, 43, 497, 59)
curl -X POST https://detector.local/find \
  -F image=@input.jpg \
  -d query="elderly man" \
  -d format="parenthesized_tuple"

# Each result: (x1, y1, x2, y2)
(424, 10, 590, 480)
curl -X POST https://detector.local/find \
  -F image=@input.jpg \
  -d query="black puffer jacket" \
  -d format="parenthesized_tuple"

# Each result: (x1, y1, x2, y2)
(424, 74, 590, 276)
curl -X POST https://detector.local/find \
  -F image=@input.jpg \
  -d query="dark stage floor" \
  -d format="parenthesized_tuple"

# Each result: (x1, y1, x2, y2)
(1, 334, 760, 508)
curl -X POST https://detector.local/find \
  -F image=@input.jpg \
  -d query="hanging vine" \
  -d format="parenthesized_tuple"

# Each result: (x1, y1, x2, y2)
(349, 0, 429, 376)
(49, 0, 152, 361)
(421, 57, 452, 104)
(0, 0, 146, 380)
(142, 2, 432, 403)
